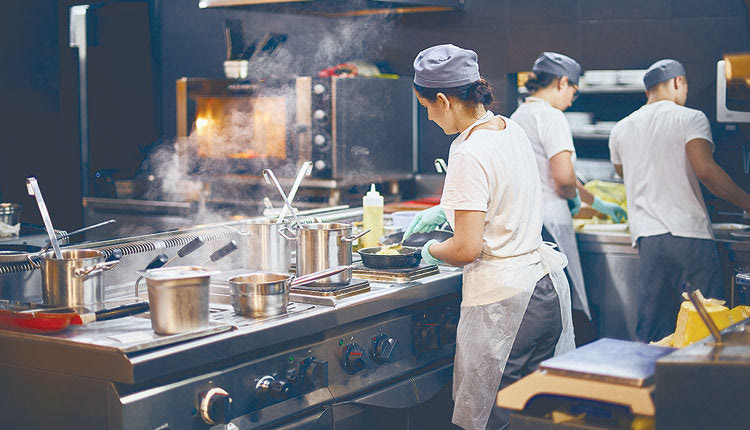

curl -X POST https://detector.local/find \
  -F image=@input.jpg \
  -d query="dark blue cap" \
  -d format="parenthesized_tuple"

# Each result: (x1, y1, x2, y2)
(413, 44, 480, 88)
(643, 59, 686, 89)
(532, 52, 582, 85)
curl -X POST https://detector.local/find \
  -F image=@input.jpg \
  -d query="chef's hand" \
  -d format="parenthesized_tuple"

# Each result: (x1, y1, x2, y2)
(592, 196, 628, 223)
(403, 206, 446, 239)
(421, 239, 444, 266)
(567, 190, 581, 216)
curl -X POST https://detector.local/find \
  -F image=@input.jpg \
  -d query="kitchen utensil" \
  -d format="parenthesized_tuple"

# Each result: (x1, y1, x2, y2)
(263, 168, 305, 229)
(164, 236, 205, 266)
(134, 253, 169, 298)
(199, 240, 238, 265)
(42, 219, 116, 252)
(277, 161, 312, 223)
(227, 220, 292, 273)
(29, 249, 120, 308)
(228, 265, 349, 317)
(380, 229, 454, 248)
(0, 302, 77, 333)
(140, 266, 216, 335)
(358, 246, 422, 269)
(26, 177, 62, 259)
(280, 223, 369, 286)
(71, 301, 150, 325)
(434, 158, 447, 174)
(0, 203, 23, 226)
(0, 244, 44, 264)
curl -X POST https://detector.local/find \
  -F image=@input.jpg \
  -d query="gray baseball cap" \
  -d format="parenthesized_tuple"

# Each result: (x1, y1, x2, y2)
(413, 44, 480, 88)
(532, 52, 582, 85)
(643, 59, 686, 89)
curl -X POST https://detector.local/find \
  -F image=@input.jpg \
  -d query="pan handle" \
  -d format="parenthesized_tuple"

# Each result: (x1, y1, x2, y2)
(26, 255, 41, 269)
(278, 226, 297, 241)
(341, 229, 371, 243)
(291, 265, 351, 287)
(74, 260, 120, 278)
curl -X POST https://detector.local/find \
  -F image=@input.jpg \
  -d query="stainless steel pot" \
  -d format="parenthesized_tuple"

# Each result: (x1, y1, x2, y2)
(0, 203, 22, 226)
(30, 249, 119, 308)
(140, 266, 215, 335)
(228, 265, 349, 318)
(229, 219, 292, 273)
(280, 223, 368, 286)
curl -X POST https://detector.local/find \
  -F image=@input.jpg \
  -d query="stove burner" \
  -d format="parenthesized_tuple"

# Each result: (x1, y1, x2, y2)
(209, 303, 315, 329)
(351, 263, 440, 283)
(290, 278, 370, 306)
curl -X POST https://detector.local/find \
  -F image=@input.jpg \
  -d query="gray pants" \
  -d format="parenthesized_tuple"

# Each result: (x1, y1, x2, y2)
(485, 274, 562, 430)
(636, 233, 723, 343)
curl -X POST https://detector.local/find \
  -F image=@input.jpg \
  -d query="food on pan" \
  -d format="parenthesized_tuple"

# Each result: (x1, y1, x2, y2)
(376, 243, 402, 255)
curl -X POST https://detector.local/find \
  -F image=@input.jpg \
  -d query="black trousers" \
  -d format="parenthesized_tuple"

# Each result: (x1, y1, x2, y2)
(636, 233, 723, 343)
(485, 274, 563, 430)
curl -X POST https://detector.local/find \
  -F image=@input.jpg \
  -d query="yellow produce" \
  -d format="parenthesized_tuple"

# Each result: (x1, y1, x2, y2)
(672, 300, 731, 347)
(376, 244, 401, 255)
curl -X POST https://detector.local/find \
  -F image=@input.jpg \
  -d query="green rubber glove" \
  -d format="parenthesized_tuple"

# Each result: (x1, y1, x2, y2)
(592, 196, 628, 223)
(403, 206, 447, 239)
(421, 239, 444, 265)
(567, 189, 581, 216)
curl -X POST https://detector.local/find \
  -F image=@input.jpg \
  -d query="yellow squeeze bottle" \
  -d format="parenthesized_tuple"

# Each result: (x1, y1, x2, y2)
(362, 184, 384, 248)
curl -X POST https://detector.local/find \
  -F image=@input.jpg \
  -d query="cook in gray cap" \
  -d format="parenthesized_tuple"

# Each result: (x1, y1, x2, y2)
(643, 59, 686, 90)
(532, 52, 582, 85)
(413, 44, 480, 88)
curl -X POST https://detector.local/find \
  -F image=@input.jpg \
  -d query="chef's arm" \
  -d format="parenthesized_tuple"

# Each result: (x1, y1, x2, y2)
(686, 138, 750, 212)
(577, 182, 596, 205)
(614, 164, 624, 178)
(428, 210, 485, 266)
(549, 151, 577, 199)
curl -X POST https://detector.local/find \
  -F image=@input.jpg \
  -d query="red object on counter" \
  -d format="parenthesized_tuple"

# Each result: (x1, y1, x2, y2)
(318, 63, 359, 78)
(0, 307, 76, 333)
(384, 197, 441, 213)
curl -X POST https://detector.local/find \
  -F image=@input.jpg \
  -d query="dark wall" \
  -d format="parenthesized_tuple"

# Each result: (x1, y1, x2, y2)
(158, 0, 749, 171)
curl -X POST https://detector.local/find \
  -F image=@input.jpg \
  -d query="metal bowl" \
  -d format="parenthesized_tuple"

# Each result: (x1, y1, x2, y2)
(228, 272, 292, 318)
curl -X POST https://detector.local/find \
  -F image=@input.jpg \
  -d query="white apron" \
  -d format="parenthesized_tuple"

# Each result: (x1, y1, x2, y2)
(441, 113, 576, 429)
(543, 199, 591, 319)
(452, 243, 575, 430)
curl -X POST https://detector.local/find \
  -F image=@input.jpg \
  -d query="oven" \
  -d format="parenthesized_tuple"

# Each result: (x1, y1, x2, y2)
(176, 76, 416, 180)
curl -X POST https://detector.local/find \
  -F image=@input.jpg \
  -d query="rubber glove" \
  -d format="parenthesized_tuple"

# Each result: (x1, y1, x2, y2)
(567, 189, 581, 216)
(421, 239, 444, 266)
(592, 196, 628, 223)
(403, 206, 447, 239)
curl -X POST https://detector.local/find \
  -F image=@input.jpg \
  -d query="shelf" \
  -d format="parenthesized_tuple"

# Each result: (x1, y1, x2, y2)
(573, 131, 610, 140)
(578, 84, 644, 94)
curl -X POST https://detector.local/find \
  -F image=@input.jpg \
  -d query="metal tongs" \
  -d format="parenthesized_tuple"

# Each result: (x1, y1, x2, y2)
(263, 168, 305, 229)
(26, 177, 62, 259)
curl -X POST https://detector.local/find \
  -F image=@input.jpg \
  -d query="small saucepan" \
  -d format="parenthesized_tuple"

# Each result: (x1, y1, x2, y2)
(358, 246, 422, 269)
(228, 265, 349, 318)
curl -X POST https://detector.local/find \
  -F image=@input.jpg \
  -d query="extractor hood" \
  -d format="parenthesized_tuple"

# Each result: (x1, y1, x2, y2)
(198, 0, 465, 16)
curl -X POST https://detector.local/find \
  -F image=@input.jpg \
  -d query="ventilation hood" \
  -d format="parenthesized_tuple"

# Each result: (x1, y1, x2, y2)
(198, 0, 465, 17)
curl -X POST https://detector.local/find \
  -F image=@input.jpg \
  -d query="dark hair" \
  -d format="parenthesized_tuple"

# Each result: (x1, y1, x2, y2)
(524, 71, 559, 92)
(414, 78, 495, 109)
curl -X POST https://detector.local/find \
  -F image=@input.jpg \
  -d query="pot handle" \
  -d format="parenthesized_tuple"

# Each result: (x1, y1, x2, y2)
(341, 229, 371, 243)
(74, 260, 120, 278)
(278, 226, 297, 241)
(26, 255, 41, 269)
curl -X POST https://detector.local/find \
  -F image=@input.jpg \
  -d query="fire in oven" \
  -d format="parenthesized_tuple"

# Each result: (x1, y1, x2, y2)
(176, 76, 415, 179)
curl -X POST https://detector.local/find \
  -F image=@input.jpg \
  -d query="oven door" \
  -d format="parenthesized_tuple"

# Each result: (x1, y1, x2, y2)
(177, 77, 311, 176)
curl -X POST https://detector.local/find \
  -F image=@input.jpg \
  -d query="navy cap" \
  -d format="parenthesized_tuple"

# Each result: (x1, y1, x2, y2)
(643, 59, 686, 89)
(532, 52, 582, 85)
(413, 44, 480, 88)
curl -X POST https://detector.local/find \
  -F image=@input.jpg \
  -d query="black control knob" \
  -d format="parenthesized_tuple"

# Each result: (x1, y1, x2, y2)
(342, 343, 368, 374)
(199, 387, 232, 425)
(371, 334, 397, 364)
(268, 379, 291, 401)
(303, 358, 327, 390)
(440, 311, 459, 344)
(418, 323, 441, 351)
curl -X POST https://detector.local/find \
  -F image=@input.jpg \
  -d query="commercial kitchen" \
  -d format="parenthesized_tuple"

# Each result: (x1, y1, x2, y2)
(1, 1, 749, 429)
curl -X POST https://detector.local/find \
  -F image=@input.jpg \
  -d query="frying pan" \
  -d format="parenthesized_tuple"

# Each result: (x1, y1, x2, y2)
(0, 244, 44, 264)
(358, 246, 422, 269)
(0, 301, 149, 333)
(379, 229, 454, 248)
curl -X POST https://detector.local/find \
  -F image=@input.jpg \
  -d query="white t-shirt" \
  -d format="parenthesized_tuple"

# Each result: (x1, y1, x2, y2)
(510, 97, 577, 204)
(441, 113, 544, 260)
(609, 100, 714, 244)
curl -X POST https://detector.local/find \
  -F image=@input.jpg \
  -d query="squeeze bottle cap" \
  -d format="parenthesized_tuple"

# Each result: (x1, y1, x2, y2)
(363, 184, 383, 206)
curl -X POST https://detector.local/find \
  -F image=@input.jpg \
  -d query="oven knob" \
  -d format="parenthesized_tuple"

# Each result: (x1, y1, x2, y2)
(418, 323, 441, 351)
(371, 334, 397, 364)
(342, 343, 368, 374)
(255, 375, 291, 401)
(295, 357, 327, 390)
(313, 109, 327, 121)
(314, 160, 327, 171)
(314, 134, 326, 146)
(313, 84, 326, 95)
(199, 387, 232, 425)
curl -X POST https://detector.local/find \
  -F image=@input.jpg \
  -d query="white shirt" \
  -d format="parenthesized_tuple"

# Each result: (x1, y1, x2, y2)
(609, 100, 714, 245)
(510, 97, 577, 204)
(440, 112, 545, 306)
